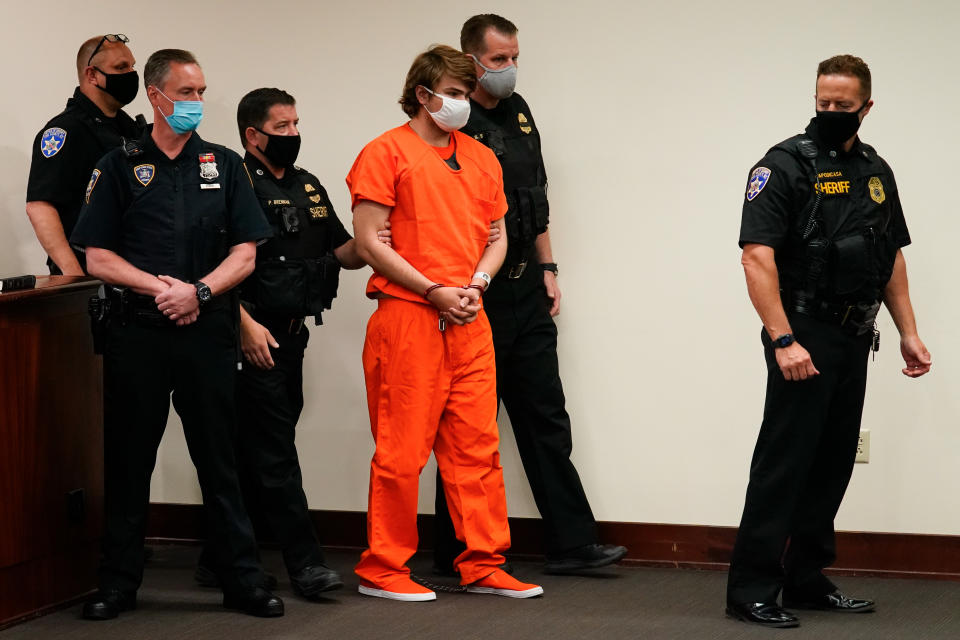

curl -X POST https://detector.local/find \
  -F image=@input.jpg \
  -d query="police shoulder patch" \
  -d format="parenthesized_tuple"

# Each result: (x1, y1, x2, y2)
(134, 164, 155, 187)
(868, 176, 885, 204)
(746, 167, 772, 201)
(40, 127, 67, 158)
(85, 169, 101, 204)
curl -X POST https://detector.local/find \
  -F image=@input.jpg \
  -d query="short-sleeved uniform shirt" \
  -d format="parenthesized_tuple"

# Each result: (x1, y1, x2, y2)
(463, 92, 548, 264)
(346, 123, 508, 304)
(245, 153, 351, 263)
(739, 119, 910, 303)
(462, 93, 546, 197)
(27, 88, 141, 269)
(241, 153, 352, 308)
(71, 128, 271, 282)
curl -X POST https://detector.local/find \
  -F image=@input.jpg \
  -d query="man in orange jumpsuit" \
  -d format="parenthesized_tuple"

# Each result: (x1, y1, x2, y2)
(348, 44, 543, 602)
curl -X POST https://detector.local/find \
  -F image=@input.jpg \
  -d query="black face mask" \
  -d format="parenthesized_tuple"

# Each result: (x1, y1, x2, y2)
(815, 102, 867, 148)
(256, 129, 301, 167)
(94, 68, 139, 106)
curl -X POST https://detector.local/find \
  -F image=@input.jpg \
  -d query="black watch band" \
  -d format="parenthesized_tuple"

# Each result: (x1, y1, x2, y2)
(195, 281, 213, 306)
(540, 262, 558, 275)
(773, 333, 795, 349)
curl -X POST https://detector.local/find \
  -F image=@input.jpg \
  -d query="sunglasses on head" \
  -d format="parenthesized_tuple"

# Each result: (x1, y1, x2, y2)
(87, 34, 129, 66)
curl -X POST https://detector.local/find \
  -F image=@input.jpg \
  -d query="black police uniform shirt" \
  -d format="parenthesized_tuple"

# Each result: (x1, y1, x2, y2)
(738, 118, 911, 304)
(244, 153, 351, 266)
(463, 93, 546, 196)
(463, 93, 548, 260)
(27, 88, 140, 262)
(71, 127, 271, 282)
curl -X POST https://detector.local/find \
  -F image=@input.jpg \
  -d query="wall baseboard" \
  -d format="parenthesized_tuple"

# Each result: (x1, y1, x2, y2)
(146, 504, 960, 581)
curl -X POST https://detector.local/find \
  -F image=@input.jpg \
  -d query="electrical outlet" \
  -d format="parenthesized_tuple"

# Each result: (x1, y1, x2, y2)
(855, 429, 870, 463)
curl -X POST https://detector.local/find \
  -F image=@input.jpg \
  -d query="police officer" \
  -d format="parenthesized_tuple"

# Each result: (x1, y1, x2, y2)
(71, 49, 283, 620)
(27, 34, 142, 275)
(727, 55, 932, 628)
(193, 87, 369, 598)
(432, 14, 627, 575)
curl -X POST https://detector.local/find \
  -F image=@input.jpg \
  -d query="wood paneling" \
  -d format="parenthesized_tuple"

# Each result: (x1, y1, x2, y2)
(145, 505, 960, 581)
(0, 277, 103, 627)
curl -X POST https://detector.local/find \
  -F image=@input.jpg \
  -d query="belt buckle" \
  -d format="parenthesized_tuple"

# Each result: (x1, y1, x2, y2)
(289, 317, 305, 334)
(840, 305, 854, 326)
(507, 260, 527, 279)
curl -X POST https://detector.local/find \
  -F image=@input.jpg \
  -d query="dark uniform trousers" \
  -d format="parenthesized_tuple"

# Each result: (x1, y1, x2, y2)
(435, 251, 597, 559)
(101, 307, 262, 595)
(233, 319, 325, 573)
(727, 312, 871, 604)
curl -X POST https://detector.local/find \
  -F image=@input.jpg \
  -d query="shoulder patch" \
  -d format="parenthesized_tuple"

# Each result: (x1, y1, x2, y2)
(134, 164, 155, 187)
(85, 169, 101, 203)
(746, 167, 771, 202)
(40, 127, 67, 158)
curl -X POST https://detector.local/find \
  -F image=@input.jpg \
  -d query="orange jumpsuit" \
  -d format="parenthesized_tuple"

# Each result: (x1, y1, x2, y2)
(347, 124, 510, 585)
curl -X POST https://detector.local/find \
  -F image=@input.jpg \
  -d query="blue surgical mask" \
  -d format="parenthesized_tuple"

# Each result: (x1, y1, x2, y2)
(153, 86, 203, 134)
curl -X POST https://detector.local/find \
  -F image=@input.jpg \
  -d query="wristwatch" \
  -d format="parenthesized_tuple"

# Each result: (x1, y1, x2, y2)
(773, 333, 795, 348)
(195, 281, 213, 306)
(540, 262, 558, 275)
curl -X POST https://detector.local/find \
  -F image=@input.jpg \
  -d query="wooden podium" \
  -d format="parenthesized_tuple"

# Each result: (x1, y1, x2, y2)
(0, 276, 103, 627)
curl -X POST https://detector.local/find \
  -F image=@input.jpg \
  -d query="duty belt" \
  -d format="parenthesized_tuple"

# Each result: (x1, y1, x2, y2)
(783, 291, 880, 336)
(254, 310, 306, 335)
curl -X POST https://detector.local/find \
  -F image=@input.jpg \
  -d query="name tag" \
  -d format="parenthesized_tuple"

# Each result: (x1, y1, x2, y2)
(200, 183, 221, 190)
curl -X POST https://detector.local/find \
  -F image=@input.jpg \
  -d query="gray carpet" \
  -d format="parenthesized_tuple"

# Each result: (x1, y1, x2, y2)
(4, 545, 959, 639)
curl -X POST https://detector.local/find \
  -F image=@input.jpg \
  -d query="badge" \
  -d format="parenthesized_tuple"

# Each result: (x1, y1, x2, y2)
(40, 127, 67, 158)
(309, 206, 328, 219)
(304, 183, 316, 193)
(518, 113, 532, 134)
(199, 153, 219, 180)
(84, 169, 101, 204)
(868, 176, 885, 204)
(746, 167, 771, 201)
(309, 194, 322, 203)
(134, 164, 155, 187)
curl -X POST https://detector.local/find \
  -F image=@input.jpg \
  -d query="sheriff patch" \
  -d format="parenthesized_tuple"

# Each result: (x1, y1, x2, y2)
(85, 169, 101, 203)
(134, 164, 155, 187)
(746, 167, 771, 201)
(868, 176, 885, 204)
(40, 127, 67, 158)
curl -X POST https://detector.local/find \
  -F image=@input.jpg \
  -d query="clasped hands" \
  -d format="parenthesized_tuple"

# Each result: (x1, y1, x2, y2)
(426, 285, 482, 326)
(154, 275, 200, 326)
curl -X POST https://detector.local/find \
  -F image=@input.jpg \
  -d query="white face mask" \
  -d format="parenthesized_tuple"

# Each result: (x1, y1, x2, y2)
(421, 86, 471, 132)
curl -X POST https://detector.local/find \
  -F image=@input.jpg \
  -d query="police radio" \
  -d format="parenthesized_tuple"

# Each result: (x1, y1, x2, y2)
(279, 206, 301, 235)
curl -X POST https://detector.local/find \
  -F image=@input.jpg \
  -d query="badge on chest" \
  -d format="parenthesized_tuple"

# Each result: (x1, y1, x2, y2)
(199, 152, 221, 189)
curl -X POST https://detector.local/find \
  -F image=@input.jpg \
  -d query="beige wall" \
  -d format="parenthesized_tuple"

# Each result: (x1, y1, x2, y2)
(2, 1, 957, 535)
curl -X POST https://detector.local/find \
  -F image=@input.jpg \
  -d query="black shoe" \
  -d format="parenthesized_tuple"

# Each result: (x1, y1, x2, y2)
(81, 589, 136, 621)
(223, 587, 284, 617)
(726, 602, 800, 628)
(290, 564, 344, 598)
(195, 564, 278, 590)
(544, 543, 628, 574)
(783, 591, 875, 613)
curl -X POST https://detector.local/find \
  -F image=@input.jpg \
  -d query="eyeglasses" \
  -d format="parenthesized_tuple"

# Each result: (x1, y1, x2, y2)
(87, 34, 129, 66)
